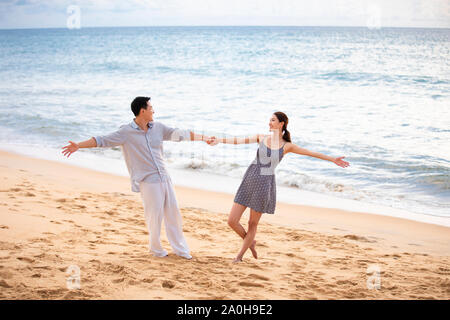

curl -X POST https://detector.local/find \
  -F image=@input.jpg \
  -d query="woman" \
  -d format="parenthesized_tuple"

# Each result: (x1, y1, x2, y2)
(212, 112, 350, 263)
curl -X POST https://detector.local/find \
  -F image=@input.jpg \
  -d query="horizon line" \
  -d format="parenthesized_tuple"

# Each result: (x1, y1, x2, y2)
(1, 25, 449, 31)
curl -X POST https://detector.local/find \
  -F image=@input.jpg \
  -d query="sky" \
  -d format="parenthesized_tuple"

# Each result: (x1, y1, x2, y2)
(0, 0, 449, 29)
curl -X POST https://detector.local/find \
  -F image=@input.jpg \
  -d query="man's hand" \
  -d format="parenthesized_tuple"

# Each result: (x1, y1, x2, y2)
(206, 136, 219, 146)
(61, 141, 80, 158)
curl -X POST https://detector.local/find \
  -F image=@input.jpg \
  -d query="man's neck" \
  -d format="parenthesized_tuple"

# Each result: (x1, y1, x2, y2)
(134, 117, 151, 131)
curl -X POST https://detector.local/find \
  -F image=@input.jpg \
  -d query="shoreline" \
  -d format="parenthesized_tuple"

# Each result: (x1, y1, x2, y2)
(1, 150, 449, 299)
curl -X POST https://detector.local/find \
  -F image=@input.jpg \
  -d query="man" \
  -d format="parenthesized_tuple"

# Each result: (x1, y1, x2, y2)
(62, 96, 213, 259)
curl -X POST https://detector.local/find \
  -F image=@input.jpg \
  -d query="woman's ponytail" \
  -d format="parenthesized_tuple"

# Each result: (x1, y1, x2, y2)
(283, 127, 292, 143)
(274, 111, 292, 143)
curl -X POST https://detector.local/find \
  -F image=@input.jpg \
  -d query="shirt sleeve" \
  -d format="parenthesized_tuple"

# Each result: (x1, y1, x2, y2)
(160, 123, 191, 142)
(93, 126, 127, 147)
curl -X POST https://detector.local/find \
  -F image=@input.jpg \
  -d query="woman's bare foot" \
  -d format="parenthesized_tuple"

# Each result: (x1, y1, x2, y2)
(250, 240, 258, 259)
(232, 257, 243, 263)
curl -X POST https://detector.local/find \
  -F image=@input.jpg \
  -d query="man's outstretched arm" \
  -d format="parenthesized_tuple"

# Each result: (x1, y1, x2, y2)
(62, 127, 126, 158)
(61, 138, 97, 157)
(161, 123, 213, 143)
(189, 131, 212, 142)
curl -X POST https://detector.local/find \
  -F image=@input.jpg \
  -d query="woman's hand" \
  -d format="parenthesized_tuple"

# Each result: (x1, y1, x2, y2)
(206, 136, 219, 146)
(61, 141, 80, 157)
(333, 156, 350, 168)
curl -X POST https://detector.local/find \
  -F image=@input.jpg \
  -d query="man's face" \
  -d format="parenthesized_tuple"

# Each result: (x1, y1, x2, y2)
(141, 101, 154, 121)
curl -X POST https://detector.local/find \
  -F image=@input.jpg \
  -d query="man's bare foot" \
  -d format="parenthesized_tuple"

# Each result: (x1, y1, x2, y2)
(250, 240, 258, 259)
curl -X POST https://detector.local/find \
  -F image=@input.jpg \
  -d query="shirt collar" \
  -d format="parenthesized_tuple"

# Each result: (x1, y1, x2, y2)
(131, 119, 154, 130)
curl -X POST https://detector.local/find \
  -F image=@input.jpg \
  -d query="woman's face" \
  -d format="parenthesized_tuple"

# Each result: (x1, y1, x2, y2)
(269, 114, 283, 132)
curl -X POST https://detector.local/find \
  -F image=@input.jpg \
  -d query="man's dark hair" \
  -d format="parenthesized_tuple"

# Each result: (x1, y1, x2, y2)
(131, 96, 151, 116)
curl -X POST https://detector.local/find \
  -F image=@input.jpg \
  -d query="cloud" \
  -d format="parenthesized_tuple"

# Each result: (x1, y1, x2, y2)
(0, 0, 448, 29)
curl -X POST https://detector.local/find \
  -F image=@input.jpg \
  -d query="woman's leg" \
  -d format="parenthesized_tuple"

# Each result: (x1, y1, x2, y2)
(228, 202, 258, 259)
(227, 202, 247, 238)
(234, 209, 262, 262)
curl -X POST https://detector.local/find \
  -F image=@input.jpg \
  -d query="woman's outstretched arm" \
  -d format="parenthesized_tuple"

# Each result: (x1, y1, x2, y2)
(213, 134, 265, 145)
(284, 143, 350, 168)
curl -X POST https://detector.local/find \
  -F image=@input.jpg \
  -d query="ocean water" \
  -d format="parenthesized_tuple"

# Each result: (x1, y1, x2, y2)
(0, 26, 449, 224)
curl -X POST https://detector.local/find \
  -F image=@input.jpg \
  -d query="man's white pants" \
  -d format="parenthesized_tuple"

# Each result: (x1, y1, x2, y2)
(139, 177, 190, 257)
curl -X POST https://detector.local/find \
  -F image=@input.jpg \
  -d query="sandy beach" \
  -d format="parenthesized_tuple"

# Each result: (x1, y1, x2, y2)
(0, 150, 449, 300)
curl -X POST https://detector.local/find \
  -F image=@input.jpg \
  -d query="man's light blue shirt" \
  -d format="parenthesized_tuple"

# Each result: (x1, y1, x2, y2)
(93, 119, 190, 192)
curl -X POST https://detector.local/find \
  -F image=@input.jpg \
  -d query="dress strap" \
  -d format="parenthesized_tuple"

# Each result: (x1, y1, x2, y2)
(259, 135, 267, 145)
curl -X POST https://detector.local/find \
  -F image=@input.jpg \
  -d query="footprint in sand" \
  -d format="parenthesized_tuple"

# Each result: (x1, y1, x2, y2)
(29, 237, 52, 244)
(17, 257, 35, 263)
(88, 259, 101, 264)
(33, 266, 52, 270)
(63, 291, 94, 299)
(0, 280, 12, 288)
(343, 234, 376, 243)
(437, 267, 450, 275)
(333, 227, 347, 231)
(248, 274, 270, 281)
(357, 259, 377, 265)
(239, 281, 264, 288)
(162, 280, 175, 288)
(285, 253, 296, 258)
(336, 280, 358, 286)
(31, 214, 45, 218)
(37, 288, 67, 298)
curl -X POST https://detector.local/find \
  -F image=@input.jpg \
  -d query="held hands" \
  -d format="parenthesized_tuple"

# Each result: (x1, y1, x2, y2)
(61, 141, 79, 158)
(205, 136, 219, 146)
(333, 156, 350, 168)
